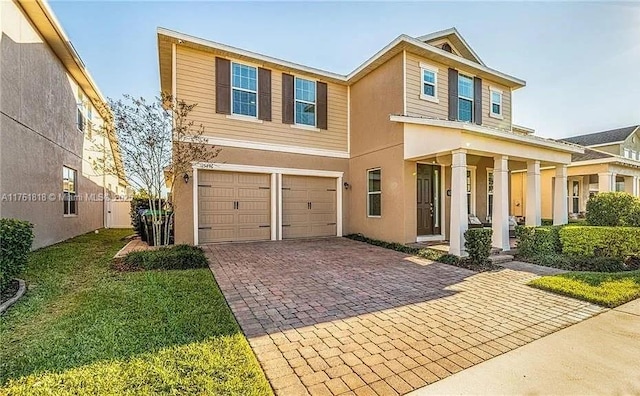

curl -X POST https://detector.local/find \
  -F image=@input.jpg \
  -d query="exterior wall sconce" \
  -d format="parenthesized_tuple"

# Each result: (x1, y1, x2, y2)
(343, 182, 350, 190)
(183, 173, 190, 184)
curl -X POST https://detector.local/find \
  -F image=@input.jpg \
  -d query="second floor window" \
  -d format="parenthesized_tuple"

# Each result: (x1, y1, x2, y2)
(421, 63, 438, 101)
(77, 91, 86, 132)
(232, 63, 257, 117)
(458, 74, 474, 122)
(490, 89, 503, 118)
(295, 77, 316, 126)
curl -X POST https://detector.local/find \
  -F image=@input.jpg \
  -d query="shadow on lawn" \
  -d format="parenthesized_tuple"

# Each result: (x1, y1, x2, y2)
(204, 238, 475, 337)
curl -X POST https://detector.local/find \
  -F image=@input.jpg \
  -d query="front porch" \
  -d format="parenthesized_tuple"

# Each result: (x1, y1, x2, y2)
(393, 116, 583, 256)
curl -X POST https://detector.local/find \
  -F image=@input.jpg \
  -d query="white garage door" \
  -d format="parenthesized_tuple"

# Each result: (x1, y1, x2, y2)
(282, 175, 337, 239)
(198, 171, 271, 243)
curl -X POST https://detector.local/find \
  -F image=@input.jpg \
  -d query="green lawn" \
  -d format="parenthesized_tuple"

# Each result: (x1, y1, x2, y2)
(529, 270, 640, 308)
(0, 229, 272, 395)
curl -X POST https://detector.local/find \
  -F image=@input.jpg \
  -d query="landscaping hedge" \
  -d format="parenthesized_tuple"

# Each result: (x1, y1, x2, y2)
(0, 219, 34, 291)
(586, 192, 640, 227)
(559, 226, 640, 259)
(464, 228, 492, 264)
(124, 244, 208, 270)
(515, 225, 562, 257)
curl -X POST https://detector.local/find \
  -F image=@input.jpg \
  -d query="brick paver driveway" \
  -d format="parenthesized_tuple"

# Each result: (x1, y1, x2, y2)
(204, 238, 604, 396)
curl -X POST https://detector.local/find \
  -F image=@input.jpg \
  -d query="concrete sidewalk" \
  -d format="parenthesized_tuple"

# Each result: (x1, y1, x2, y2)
(412, 299, 640, 396)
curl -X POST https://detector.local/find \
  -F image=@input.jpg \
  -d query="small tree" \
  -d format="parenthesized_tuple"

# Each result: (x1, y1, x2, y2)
(95, 93, 219, 246)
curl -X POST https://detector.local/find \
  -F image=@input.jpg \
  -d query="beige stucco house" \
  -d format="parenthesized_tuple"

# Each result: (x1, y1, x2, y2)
(512, 125, 640, 220)
(0, 0, 127, 248)
(158, 27, 583, 256)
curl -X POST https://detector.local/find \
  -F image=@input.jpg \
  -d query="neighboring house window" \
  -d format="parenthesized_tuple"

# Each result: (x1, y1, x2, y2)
(490, 88, 502, 118)
(77, 92, 86, 132)
(367, 168, 381, 217)
(571, 181, 580, 213)
(420, 63, 438, 102)
(63, 166, 77, 216)
(624, 148, 631, 159)
(458, 74, 474, 122)
(487, 170, 494, 220)
(466, 168, 476, 215)
(295, 77, 316, 126)
(86, 107, 93, 139)
(231, 62, 258, 117)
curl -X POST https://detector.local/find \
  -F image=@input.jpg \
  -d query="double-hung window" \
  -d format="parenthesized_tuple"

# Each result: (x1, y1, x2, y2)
(295, 77, 316, 126)
(571, 181, 580, 213)
(63, 166, 77, 216)
(490, 88, 503, 118)
(367, 168, 381, 217)
(420, 63, 438, 102)
(458, 74, 474, 122)
(77, 92, 86, 132)
(231, 63, 258, 117)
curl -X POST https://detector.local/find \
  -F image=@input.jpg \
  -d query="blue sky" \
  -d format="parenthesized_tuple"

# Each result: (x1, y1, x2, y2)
(50, 1, 640, 139)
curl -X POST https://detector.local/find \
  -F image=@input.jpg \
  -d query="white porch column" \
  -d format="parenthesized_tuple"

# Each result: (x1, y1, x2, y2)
(624, 176, 635, 195)
(598, 172, 614, 193)
(492, 155, 510, 251)
(525, 160, 542, 226)
(635, 177, 640, 197)
(553, 165, 569, 225)
(449, 149, 468, 257)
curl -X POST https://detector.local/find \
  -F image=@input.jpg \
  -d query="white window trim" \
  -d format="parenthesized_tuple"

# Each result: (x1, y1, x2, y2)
(624, 148, 631, 158)
(570, 179, 581, 214)
(467, 166, 477, 216)
(290, 124, 320, 132)
(63, 166, 78, 216)
(231, 62, 259, 119)
(458, 74, 474, 123)
(367, 168, 381, 218)
(294, 76, 317, 128)
(486, 168, 493, 221)
(489, 87, 503, 119)
(419, 62, 439, 103)
(225, 114, 263, 124)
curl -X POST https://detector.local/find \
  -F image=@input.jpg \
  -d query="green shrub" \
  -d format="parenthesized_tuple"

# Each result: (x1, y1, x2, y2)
(559, 226, 640, 259)
(0, 219, 34, 291)
(124, 244, 208, 270)
(464, 228, 492, 264)
(528, 253, 574, 270)
(515, 225, 562, 257)
(417, 249, 460, 265)
(541, 219, 554, 226)
(526, 254, 637, 273)
(344, 234, 421, 255)
(586, 192, 640, 227)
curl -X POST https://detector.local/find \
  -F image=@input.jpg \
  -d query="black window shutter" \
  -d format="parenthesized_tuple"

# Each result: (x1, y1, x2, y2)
(317, 82, 328, 130)
(474, 77, 482, 125)
(215, 57, 231, 115)
(282, 73, 294, 124)
(448, 68, 458, 121)
(258, 68, 272, 121)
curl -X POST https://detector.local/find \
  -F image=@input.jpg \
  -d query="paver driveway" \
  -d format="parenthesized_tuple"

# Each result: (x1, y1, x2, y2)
(204, 238, 604, 396)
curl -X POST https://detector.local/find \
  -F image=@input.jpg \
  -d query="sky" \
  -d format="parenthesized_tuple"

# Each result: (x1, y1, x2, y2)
(50, 1, 640, 140)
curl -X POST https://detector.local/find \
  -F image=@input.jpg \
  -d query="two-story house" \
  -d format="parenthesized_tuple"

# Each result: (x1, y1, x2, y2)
(1, 0, 127, 249)
(511, 125, 640, 220)
(157, 27, 582, 256)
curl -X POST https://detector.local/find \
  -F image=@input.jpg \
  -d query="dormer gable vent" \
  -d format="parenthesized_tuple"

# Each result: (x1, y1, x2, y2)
(441, 43, 453, 53)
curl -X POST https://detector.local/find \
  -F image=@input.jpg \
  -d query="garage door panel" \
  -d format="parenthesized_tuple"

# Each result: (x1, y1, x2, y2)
(310, 212, 336, 222)
(311, 202, 335, 212)
(311, 224, 336, 237)
(198, 171, 271, 244)
(282, 225, 307, 239)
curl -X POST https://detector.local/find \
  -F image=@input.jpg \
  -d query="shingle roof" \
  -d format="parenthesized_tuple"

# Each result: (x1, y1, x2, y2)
(571, 148, 613, 162)
(561, 125, 639, 147)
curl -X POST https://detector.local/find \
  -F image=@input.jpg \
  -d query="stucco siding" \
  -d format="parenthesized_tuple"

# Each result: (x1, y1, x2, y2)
(0, 0, 109, 249)
(175, 46, 348, 153)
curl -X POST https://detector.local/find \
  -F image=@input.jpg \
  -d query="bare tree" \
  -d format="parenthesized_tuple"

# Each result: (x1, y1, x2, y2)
(94, 93, 219, 246)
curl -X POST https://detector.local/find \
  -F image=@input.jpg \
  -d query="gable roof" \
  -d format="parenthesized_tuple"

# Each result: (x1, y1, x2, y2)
(157, 28, 526, 98)
(561, 125, 639, 147)
(571, 148, 613, 162)
(416, 28, 485, 66)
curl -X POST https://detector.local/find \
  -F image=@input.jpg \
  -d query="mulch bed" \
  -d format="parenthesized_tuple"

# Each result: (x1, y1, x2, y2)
(1, 279, 20, 305)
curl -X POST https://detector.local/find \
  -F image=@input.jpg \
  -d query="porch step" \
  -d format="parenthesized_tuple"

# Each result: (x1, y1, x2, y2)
(489, 254, 514, 265)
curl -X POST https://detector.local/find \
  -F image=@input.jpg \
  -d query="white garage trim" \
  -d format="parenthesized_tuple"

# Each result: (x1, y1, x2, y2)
(193, 167, 199, 245)
(192, 163, 344, 244)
